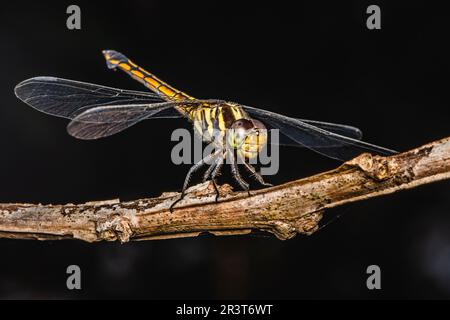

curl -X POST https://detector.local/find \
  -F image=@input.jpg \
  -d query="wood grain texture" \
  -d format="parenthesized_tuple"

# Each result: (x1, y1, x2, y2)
(1, 136, 450, 242)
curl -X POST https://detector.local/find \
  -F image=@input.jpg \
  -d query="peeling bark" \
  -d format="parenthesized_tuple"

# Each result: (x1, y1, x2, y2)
(1, 137, 450, 242)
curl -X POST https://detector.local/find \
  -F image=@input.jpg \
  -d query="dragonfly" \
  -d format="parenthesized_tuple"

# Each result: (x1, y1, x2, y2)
(14, 50, 397, 210)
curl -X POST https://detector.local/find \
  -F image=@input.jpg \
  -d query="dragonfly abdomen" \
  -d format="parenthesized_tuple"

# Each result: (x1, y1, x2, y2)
(102, 50, 197, 116)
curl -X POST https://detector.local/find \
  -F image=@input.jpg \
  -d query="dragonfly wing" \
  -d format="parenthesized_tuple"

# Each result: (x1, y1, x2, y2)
(242, 105, 397, 161)
(274, 119, 363, 147)
(14, 77, 172, 119)
(297, 119, 362, 140)
(67, 102, 180, 140)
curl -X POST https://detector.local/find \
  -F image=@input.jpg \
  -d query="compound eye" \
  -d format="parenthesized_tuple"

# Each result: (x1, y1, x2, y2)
(231, 119, 253, 130)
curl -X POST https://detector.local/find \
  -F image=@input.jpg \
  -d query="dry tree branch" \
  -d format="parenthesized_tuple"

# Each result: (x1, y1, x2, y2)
(1, 136, 450, 243)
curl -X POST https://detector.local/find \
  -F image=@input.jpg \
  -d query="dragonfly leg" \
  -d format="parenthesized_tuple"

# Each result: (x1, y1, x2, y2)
(242, 162, 273, 187)
(228, 151, 250, 195)
(170, 151, 219, 212)
(203, 159, 218, 183)
(210, 154, 225, 202)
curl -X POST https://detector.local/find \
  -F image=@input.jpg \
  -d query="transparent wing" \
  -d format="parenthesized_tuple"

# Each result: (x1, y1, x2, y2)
(297, 119, 362, 140)
(241, 104, 397, 161)
(14, 76, 175, 119)
(270, 119, 363, 147)
(67, 102, 181, 140)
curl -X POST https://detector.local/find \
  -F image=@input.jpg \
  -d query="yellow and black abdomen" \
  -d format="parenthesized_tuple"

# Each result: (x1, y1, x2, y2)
(103, 50, 192, 102)
(102, 50, 197, 117)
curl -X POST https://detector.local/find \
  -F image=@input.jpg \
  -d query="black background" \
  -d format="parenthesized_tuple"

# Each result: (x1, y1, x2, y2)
(1, 0, 450, 299)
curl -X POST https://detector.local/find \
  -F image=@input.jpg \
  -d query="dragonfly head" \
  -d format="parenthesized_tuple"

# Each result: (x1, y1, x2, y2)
(228, 118, 268, 159)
